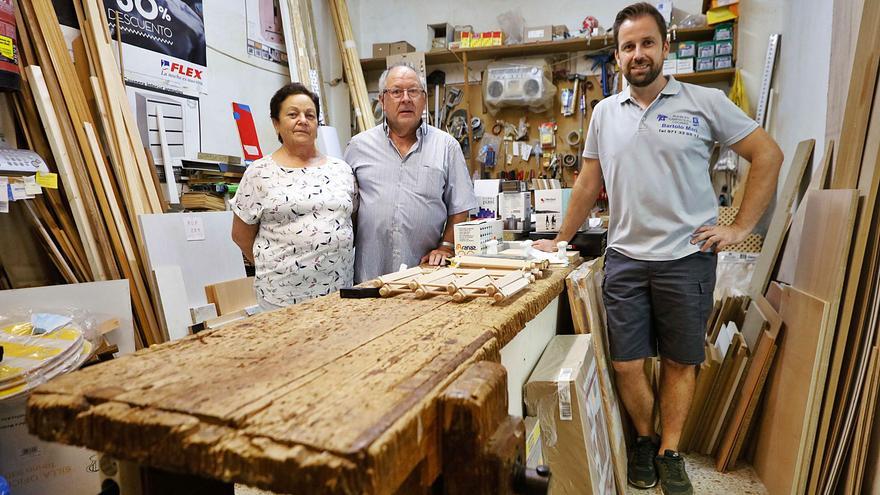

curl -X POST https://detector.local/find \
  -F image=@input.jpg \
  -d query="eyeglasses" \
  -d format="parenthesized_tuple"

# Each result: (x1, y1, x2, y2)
(383, 88, 426, 100)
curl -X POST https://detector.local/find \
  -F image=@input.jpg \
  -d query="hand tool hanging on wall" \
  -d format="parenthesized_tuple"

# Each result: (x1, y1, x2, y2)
(427, 70, 446, 127)
(441, 86, 463, 128)
(590, 53, 615, 97)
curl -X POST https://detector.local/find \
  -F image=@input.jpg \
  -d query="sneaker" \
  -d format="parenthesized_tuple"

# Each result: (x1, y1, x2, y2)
(628, 436, 658, 489)
(655, 450, 693, 495)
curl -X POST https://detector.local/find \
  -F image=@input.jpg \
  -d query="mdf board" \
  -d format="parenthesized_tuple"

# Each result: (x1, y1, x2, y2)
(776, 139, 834, 285)
(205, 277, 257, 316)
(792, 189, 859, 302)
(754, 286, 830, 495)
(749, 139, 814, 297)
(139, 212, 246, 308)
(154, 265, 194, 341)
(812, 68, 880, 494)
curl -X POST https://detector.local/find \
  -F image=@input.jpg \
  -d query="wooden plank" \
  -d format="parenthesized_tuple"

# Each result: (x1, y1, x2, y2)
(748, 139, 814, 297)
(776, 139, 834, 285)
(681, 344, 721, 453)
(716, 295, 780, 472)
(754, 286, 830, 495)
(810, 74, 880, 495)
(25, 65, 106, 281)
(10, 71, 90, 273)
(792, 189, 860, 301)
(21, 201, 78, 283)
(204, 277, 257, 316)
(830, 0, 880, 189)
(84, 121, 164, 346)
(821, 246, 880, 493)
(27, 266, 574, 494)
(842, 346, 880, 494)
(19, 0, 120, 280)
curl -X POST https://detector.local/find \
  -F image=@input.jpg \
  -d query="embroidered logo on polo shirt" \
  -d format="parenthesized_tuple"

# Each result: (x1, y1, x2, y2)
(657, 113, 701, 138)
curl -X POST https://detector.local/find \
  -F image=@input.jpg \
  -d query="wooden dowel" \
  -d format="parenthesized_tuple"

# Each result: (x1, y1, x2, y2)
(486, 271, 528, 296)
(492, 277, 531, 303)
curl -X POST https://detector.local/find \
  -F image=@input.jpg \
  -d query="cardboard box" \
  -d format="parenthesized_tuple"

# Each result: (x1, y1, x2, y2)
(524, 25, 553, 43)
(552, 25, 570, 40)
(491, 31, 504, 46)
(473, 179, 501, 219)
(663, 59, 677, 75)
(454, 25, 473, 41)
(715, 54, 733, 69)
(677, 57, 695, 73)
(715, 39, 734, 56)
(524, 335, 617, 494)
(698, 40, 716, 58)
(714, 22, 735, 40)
(524, 416, 544, 468)
(534, 188, 571, 214)
(534, 213, 563, 232)
(389, 41, 416, 55)
(678, 40, 696, 58)
(453, 219, 503, 255)
(0, 396, 101, 495)
(427, 22, 454, 51)
(372, 42, 391, 58)
(677, 57, 695, 74)
(697, 56, 715, 72)
(498, 191, 531, 232)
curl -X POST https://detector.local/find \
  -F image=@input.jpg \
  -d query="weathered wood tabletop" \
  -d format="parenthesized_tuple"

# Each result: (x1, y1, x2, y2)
(27, 266, 574, 494)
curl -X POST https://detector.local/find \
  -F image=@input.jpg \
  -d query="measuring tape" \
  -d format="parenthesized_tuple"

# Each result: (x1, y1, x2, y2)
(755, 34, 780, 128)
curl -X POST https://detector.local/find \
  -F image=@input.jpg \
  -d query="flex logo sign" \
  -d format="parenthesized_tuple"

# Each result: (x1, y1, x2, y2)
(161, 60, 203, 80)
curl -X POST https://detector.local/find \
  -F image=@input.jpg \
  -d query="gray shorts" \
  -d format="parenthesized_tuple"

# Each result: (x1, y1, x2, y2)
(602, 248, 716, 365)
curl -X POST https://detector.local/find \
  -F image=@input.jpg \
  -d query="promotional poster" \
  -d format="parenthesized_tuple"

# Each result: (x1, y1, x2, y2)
(104, 0, 207, 96)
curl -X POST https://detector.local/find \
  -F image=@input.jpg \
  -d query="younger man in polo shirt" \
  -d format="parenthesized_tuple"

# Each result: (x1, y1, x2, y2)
(535, 3, 784, 494)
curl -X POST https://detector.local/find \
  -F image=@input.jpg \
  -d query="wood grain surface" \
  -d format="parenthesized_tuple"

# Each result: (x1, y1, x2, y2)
(27, 266, 575, 494)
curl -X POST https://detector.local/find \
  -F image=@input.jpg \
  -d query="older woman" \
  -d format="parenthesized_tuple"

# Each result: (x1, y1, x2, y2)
(231, 83, 356, 310)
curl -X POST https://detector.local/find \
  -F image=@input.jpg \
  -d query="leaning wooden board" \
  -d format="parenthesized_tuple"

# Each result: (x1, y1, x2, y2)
(27, 266, 575, 494)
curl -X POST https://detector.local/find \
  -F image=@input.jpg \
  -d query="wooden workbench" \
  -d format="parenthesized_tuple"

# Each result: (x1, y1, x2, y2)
(26, 265, 575, 494)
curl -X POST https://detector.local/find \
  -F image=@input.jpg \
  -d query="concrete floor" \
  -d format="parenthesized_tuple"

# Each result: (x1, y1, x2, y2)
(235, 453, 767, 494)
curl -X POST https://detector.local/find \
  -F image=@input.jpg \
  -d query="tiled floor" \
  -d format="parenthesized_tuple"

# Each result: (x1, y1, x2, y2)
(236, 453, 768, 494)
(624, 454, 767, 494)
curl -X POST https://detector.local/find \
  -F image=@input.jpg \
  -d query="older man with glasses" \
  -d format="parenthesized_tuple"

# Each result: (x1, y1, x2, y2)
(344, 63, 477, 283)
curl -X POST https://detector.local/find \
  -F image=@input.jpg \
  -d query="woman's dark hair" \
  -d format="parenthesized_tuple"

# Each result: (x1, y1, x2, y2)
(270, 83, 320, 143)
(612, 2, 667, 49)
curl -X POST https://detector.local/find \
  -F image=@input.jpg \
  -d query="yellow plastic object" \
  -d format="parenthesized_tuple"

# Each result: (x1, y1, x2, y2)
(707, 5, 738, 24)
(728, 69, 751, 116)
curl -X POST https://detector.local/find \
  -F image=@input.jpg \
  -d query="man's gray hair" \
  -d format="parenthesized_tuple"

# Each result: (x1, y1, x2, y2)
(378, 63, 426, 92)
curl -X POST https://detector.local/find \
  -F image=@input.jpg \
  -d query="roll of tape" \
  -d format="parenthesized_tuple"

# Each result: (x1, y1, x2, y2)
(565, 130, 581, 147)
(562, 153, 577, 167)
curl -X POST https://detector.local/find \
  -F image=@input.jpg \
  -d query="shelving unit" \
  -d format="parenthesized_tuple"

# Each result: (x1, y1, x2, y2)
(359, 24, 736, 178)
(360, 25, 727, 74)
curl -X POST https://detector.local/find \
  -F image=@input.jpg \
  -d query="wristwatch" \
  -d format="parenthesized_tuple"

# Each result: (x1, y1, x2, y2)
(440, 241, 454, 250)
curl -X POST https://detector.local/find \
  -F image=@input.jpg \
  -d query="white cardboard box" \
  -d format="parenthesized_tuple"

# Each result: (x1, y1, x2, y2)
(454, 219, 503, 255)
(0, 396, 101, 495)
(534, 213, 564, 232)
(534, 188, 571, 214)
(498, 191, 531, 232)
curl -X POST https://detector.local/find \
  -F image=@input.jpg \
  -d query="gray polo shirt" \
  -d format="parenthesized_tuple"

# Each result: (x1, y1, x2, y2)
(584, 76, 758, 261)
(345, 123, 477, 283)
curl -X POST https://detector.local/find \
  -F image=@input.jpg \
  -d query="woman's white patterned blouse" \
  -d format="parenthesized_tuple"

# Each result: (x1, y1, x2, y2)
(231, 155, 357, 309)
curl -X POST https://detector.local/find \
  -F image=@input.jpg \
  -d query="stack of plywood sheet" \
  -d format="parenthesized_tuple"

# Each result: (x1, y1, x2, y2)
(747, 2, 880, 491)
